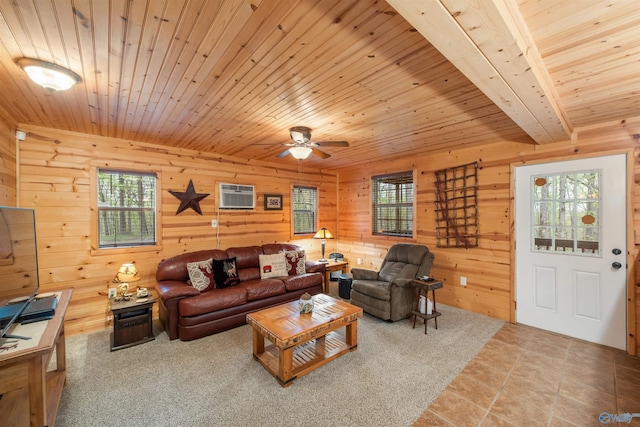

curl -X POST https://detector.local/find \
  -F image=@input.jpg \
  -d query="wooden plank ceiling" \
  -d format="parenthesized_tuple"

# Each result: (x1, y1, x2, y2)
(0, 0, 638, 170)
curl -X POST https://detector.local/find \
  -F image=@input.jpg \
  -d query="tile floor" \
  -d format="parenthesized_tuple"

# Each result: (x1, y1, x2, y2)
(413, 322, 640, 427)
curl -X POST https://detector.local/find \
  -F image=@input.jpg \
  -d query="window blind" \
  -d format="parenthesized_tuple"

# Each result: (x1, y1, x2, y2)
(372, 171, 413, 237)
(293, 186, 317, 235)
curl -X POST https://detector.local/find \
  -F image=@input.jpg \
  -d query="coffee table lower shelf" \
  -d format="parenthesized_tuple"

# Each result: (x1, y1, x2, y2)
(253, 331, 355, 387)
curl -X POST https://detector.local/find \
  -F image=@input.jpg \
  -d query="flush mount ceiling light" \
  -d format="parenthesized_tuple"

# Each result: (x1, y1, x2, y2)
(288, 146, 313, 160)
(16, 58, 82, 91)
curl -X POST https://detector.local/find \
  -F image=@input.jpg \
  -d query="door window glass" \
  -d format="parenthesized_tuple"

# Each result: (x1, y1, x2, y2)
(531, 170, 600, 255)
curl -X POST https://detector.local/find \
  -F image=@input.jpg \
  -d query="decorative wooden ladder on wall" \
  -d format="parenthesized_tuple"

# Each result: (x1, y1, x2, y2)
(434, 162, 479, 248)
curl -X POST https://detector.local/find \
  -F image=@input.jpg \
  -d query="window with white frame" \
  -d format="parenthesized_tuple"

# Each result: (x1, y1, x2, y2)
(97, 169, 157, 248)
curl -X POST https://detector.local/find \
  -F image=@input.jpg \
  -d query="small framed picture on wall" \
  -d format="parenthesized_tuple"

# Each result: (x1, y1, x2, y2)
(264, 194, 283, 210)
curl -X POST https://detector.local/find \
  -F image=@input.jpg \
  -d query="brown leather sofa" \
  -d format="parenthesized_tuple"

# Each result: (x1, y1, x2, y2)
(156, 243, 324, 341)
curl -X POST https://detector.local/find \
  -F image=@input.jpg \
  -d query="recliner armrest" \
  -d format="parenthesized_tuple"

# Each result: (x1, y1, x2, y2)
(351, 268, 379, 280)
(390, 278, 414, 288)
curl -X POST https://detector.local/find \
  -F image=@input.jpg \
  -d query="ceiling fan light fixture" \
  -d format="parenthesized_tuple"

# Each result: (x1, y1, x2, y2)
(289, 146, 312, 160)
(289, 126, 312, 144)
(16, 58, 82, 91)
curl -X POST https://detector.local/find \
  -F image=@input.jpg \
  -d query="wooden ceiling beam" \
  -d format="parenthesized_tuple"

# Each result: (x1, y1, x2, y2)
(386, 0, 572, 144)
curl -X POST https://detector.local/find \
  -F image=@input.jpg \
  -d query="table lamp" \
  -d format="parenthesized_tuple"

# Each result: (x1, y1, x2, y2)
(313, 227, 334, 262)
(113, 263, 140, 301)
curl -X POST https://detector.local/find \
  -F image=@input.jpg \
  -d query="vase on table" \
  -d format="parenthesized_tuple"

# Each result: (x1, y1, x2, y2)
(299, 292, 314, 314)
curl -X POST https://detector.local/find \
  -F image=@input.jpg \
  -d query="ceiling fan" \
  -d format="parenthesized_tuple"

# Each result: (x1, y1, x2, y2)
(275, 126, 349, 160)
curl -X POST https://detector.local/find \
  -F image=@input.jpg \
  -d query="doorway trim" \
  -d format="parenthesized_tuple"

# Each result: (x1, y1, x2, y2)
(509, 148, 636, 355)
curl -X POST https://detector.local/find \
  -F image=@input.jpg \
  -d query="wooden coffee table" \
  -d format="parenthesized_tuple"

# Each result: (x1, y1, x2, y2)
(246, 293, 363, 387)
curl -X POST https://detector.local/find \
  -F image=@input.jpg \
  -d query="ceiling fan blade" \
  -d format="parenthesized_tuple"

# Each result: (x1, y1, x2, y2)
(312, 140, 349, 147)
(276, 149, 291, 158)
(311, 148, 331, 159)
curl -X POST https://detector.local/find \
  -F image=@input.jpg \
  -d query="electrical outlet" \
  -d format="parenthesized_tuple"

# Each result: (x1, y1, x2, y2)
(211, 219, 218, 228)
(357, 258, 362, 265)
(108, 288, 117, 298)
(460, 276, 467, 287)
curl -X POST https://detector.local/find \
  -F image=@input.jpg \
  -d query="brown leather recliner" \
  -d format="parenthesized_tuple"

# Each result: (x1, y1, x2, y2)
(350, 244, 435, 321)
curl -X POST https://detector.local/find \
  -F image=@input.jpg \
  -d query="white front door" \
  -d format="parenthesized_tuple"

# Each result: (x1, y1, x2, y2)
(515, 154, 627, 350)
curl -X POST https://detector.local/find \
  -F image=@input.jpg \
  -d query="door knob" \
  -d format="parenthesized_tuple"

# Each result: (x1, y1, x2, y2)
(612, 262, 622, 269)
(612, 248, 622, 255)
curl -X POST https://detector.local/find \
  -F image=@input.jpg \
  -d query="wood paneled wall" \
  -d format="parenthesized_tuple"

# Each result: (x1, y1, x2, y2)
(0, 104, 16, 206)
(6, 116, 640, 355)
(335, 117, 640, 355)
(15, 124, 337, 336)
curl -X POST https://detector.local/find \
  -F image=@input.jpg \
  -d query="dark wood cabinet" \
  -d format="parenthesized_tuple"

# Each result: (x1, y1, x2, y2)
(110, 297, 155, 351)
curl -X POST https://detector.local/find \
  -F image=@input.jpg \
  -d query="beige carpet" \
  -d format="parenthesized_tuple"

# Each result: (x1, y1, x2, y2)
(56, 304, 503, 427)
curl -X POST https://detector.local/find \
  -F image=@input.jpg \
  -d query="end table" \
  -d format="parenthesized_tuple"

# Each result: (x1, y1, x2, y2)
(321, 260, 349, 294)
(411, 278, 443, 334)
(109, 296, 155, 351)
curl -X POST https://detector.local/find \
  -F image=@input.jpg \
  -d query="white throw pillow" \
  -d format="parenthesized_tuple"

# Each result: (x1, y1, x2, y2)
(259, 252, 288, 278)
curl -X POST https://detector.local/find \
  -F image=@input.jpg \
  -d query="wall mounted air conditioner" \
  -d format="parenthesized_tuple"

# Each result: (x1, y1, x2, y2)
(219, 183, 255, 209)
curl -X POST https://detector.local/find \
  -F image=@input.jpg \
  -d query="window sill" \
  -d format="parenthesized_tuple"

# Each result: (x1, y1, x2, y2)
(90, 244, 162, 256)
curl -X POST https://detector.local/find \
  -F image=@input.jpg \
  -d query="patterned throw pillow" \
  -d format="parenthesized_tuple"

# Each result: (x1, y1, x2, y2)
(258, 252, 288, 279)
(186, 259, 215, 292)
(284, 250, 306, 275)
(212, 257, 240, 289)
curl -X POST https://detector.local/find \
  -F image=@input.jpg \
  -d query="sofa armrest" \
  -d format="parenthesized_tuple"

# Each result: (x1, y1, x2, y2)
(157, 280, 201, 302)
(156, 280, 200, 340)
(305, 260, 326, 274)
(351, 268, 379, 280)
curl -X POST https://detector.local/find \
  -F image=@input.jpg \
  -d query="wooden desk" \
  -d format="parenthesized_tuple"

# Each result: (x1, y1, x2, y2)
(0, 289, 72, 427)
(321, 260, 348, 293)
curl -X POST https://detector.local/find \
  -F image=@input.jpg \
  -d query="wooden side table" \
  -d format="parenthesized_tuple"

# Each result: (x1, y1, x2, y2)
(321, 260, 349, 294)
(110, 296, 155, 351)
(411, 278, 443, 334)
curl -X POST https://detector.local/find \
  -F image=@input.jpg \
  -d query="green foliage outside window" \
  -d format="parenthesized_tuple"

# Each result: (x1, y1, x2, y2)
(532, 170, 600, 254)
(293, 186, 317, 235)
(98, 170, 156, 248)
(372, 172, 413, 237)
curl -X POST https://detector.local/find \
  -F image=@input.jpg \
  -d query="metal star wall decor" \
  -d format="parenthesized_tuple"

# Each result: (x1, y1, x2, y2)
(169, 179, 210, 215)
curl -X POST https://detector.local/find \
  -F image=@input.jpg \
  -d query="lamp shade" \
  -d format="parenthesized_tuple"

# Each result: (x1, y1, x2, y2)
(313, 228, 334, 239)
(289, 146, 312, 160)
(17, 58, 82, 91)
(113, 263, 141, 284)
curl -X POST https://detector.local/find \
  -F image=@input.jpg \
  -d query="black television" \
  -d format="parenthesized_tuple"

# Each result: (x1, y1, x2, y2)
(0, 206, 40, 340)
